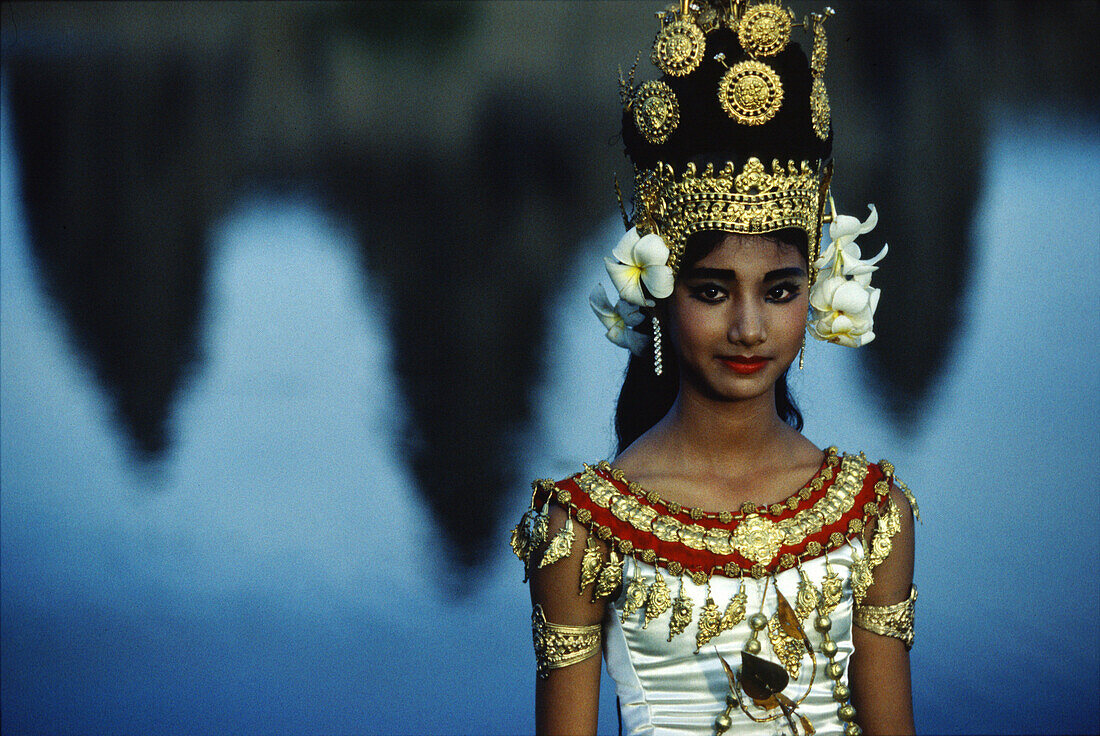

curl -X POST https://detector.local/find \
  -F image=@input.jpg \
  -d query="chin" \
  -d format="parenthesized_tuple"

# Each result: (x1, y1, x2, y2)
(692, 368, 784, 404)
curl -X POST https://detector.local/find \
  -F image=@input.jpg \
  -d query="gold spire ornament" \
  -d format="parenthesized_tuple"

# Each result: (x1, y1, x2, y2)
(810, 78, 830, 141)
(718, 60, 784, 126)
(632, 79, 681, 144)
(652, 19, 707, 77)
(737, 3, 793, 58)
(808, 9, 833, 140)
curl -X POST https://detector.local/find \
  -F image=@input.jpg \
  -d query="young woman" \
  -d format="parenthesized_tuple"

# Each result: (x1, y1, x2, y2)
(512, 3, 917, 735)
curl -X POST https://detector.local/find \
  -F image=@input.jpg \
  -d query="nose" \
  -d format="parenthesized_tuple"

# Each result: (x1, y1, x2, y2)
(728, 300, 766, 346)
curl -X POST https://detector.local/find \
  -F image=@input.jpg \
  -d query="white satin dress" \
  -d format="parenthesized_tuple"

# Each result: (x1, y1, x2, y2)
(603, 543, 862, 736)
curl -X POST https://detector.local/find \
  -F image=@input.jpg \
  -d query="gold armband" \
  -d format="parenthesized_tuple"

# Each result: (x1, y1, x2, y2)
(531, 604, 602, 679)
(853, 585, 918, 650)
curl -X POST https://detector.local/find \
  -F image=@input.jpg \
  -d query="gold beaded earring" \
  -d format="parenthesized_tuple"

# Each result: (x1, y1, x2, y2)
(652, 315, 664, 376)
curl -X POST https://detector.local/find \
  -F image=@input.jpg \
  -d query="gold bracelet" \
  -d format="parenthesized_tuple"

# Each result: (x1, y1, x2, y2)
(853, 585, 917, 650)
(531, 604, 602, 679)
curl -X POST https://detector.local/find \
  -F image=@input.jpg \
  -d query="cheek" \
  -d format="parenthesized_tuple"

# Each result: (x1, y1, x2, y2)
(665, 296, 719, 353)
(777, 295, 810, 337)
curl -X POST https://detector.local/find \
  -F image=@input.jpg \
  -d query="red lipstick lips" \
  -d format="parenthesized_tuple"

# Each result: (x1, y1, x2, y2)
(718, 356, 769, 374)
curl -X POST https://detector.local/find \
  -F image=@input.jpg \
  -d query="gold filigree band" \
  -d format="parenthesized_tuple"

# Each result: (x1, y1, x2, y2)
(633, 157, 831, 275)
(532, 604, 602, 679)
(853, 585, 918, 650)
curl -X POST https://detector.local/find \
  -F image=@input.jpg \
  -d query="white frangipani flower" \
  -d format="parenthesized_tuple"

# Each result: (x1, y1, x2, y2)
(808, 202, 887, 347)
(589, 284, 649, 356)
(604, 227, 675, 307)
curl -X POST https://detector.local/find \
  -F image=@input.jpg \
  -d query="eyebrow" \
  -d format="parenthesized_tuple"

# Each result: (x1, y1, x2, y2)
(685, 266, 807, 281)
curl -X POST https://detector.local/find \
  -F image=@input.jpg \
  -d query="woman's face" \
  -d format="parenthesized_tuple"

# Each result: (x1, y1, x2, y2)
(665, 233, 809, 404)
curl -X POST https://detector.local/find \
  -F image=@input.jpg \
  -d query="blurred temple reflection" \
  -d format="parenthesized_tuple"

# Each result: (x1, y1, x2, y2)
(2, 0, 1096, 566)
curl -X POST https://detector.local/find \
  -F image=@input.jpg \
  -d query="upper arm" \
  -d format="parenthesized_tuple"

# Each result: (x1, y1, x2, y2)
(528, 503, 608, 736)
(849, 483, 916, 736)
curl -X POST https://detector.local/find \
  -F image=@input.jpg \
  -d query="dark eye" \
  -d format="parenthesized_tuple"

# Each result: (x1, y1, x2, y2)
(690, 284, 727, 303)
(766, 282, 801, 303)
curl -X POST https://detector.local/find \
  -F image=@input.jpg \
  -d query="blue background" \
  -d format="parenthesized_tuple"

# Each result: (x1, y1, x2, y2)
(2, 8, 1099, 736)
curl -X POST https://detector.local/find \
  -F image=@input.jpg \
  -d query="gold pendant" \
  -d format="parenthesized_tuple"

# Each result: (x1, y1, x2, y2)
(767, 588, 809, 679)
(539, 515, 574, 568)
(620, 574, 648, 622)
(819, 559, 843, 617)
(509, 518, 529, 562)
(720, 587, 748, 632)
(644, 573, 672, 629)
(578, 536, 602, 595)
(593, 550, 624, 600)
(795, 569, 820, 622)
(668, 581, 694, 642)
(695, 597, 722, 651)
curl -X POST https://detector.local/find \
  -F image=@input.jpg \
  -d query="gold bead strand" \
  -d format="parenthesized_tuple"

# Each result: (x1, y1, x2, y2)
(814, 595, 861, 736)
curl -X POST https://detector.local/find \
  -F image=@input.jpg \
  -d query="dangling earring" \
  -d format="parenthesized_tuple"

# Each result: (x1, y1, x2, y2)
(798, 330, 806, 370)
(652, 315, 664, 376)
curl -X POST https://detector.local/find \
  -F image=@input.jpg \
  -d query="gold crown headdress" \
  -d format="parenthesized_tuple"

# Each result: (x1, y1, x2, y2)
(618, 0, 837, 277)
(594, 1, 887, 359)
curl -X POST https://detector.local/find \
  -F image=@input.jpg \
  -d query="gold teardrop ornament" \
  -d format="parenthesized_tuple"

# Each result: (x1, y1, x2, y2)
(651, 19, 706, 77)
(738, 3, 792, 58)
(720, 588, 748, 632)
(532, 501, 550, 548)
(695, 597, 722, 650)
(767, 588, 811, 678)
(644, 573, 672, 628)
(509, 517, 530, 561)
(819, 564, 843, 616)
(538, 514, 574, 568)
(593, 550, 624, 600)
(718, 60, 783, 126)
(668, 589, 694, 641)
(632, 79, 680, 144)
(795, 569, 820, 622)
(578, 535, 602, 595)
(620, 575, 648, 622)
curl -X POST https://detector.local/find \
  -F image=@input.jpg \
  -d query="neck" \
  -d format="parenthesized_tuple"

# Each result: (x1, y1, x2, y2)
(656, 380, 793, 471)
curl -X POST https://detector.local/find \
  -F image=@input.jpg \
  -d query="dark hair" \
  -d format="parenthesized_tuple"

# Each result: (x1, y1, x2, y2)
(614, 229, 806, 454)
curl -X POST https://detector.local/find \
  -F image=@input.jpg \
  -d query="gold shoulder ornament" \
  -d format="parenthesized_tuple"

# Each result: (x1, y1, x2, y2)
(854, 585, 918, 649)
(531, 604, 602, 679)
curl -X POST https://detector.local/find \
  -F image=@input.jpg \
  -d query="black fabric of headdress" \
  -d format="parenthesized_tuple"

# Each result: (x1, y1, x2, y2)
(622, 29, 833, 172)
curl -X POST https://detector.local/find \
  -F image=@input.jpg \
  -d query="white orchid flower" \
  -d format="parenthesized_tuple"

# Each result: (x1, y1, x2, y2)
(808, 202, 888, 348)
(814, 204, 888, 277)
(589, 284, 649, 356)
(604, 227, 675, 307)
(808, 274, 879, 347)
